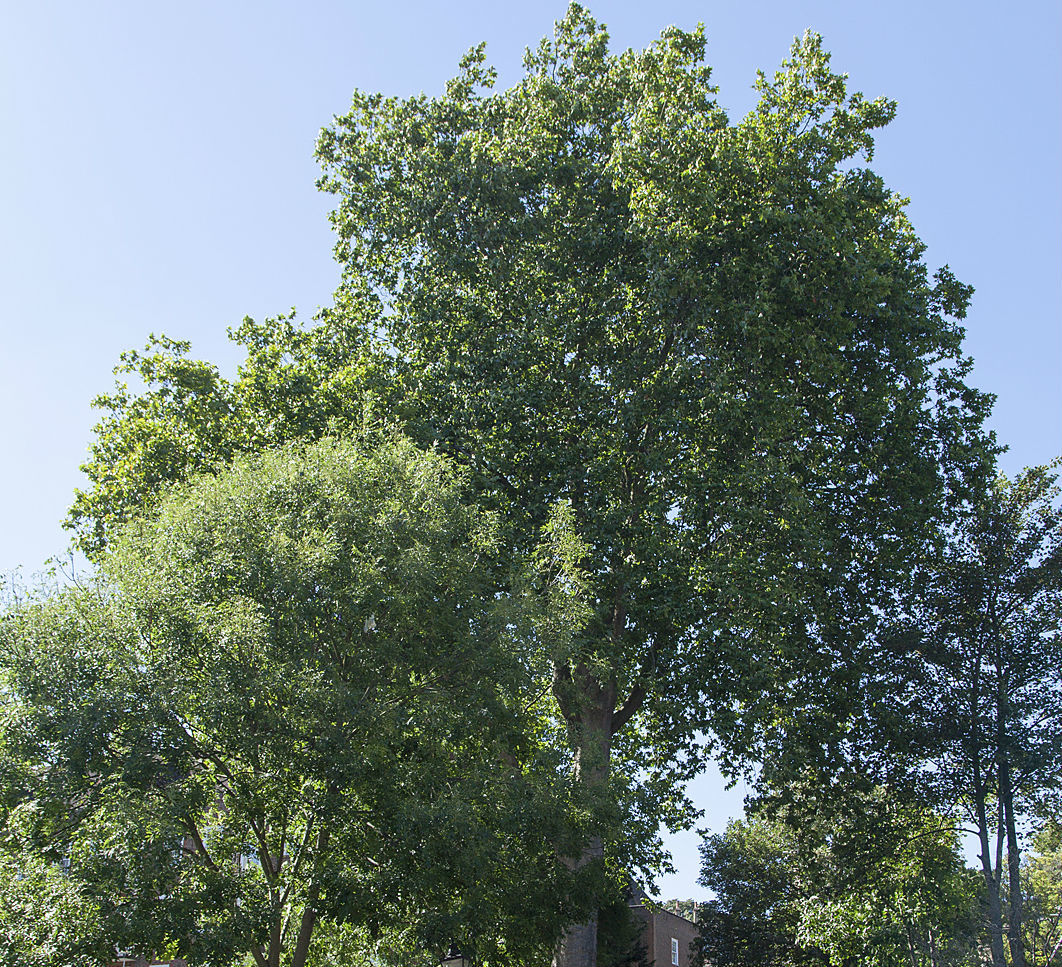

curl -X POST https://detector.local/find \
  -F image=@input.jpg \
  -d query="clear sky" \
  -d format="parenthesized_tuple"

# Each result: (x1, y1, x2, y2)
(1, 0, 1059, 900)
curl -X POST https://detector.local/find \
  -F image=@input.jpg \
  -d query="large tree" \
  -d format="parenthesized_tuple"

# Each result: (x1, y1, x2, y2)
(6, 438, 583, 966)
(314, 7, 989, 964)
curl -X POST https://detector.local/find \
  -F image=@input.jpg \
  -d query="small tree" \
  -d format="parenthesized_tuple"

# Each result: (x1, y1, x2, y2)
(3, 437, 582, 967)
(699, 797, 980, 967)
(699, 816, 819, 967)
(1022, 821, 1062, 966)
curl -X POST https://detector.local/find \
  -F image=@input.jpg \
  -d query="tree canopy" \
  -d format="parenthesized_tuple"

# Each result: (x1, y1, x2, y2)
(698, 796, 980, 967)
(315, 9, 991, 962)
(4, 437, 585, 966)
(748, 460, 1062, 967)
(56, 7, 999, 965)
(887, 464, 1062, 967)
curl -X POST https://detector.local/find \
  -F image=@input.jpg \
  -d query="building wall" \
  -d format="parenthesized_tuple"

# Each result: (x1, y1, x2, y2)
(629, 904, 699, 967)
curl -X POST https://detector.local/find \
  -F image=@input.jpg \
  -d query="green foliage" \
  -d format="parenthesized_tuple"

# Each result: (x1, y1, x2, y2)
(316, 0, 990, 791)
(908, 463, 1062, 810)
(5, 437, 584, 966)
(1021, 821, 1062, 966)
(595, 888, 650, 967)
(880, 463, 1062, 964)
(0, 841, 103, 967)
(67, 310, 387, 559)
(745, 462, 1061, 967)
(698, 798, 981, 967)
(699, 815, 817, 967)
(61, 8, 995, 963)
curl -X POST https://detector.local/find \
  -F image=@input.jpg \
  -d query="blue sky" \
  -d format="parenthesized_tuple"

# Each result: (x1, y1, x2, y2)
(1, 0, 1059, 899)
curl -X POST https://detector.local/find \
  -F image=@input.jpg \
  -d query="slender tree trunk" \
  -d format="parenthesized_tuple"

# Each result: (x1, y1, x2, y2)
(974, 760, 1008, 967)
(967, 631, 1007, 967)
(1001, 758, 1027, 967)
(290, 901, 319, 967)
(904, 919, 921, 967)
(980, 836, 1008, 967)
(291, 827, 328, 967)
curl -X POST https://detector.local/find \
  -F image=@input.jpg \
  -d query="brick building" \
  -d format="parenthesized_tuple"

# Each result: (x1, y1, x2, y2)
(628, 887, 700, 967)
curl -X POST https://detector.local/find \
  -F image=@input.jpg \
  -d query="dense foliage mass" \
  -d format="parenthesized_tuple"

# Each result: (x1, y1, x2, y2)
(3, 439, 588, 966)
(698, 798, 982, 967)
(3, 5, 1056, 966)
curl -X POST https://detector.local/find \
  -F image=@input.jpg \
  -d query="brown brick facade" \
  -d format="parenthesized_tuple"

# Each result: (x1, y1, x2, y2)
(629, 901, 699, 967)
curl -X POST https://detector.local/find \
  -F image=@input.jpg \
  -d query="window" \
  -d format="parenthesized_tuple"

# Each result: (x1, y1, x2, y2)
(671, 937, 680, 966)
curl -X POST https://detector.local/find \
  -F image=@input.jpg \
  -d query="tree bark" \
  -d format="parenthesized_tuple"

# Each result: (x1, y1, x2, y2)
(1001, 758, 1027, 967)
(552, 666, 619, 967)
(974, 759, 1008, 967)
(903, 919, 921, 967)
(290, 826, 328, 967)
(554, 834, 604, 967)
(290, 901, 319, 967)
(268, 914, 282, 967)
(967, 629, 1007, 967)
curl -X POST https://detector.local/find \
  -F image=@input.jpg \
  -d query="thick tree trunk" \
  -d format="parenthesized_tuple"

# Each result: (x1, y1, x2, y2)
(268, 913, 282, 967)
(555, 920, 600, 967)
(554, 834, 604, 967)
(552, 670, 617, 967)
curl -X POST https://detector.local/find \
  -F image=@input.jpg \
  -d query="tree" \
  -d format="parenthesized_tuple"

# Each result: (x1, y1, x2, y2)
(698, 798, 981, 967)
(874, 465, 1062, 966)
(5, 437, 583, 966)
(1022, 821, 1062, 966)
(313, 7, 990, 964)
(698, 816, 820, 967)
